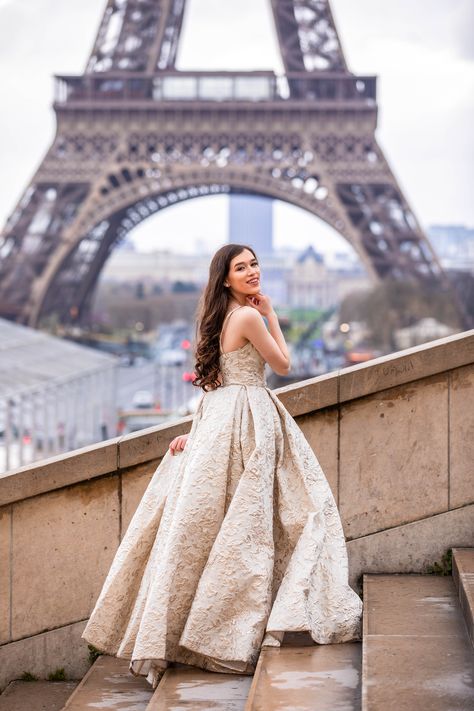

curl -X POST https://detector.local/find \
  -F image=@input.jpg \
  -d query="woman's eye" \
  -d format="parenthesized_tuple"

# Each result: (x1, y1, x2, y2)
(236, 262, 258, 270)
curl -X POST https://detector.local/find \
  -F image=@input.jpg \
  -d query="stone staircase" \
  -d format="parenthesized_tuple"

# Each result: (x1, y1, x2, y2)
(8, 547, 464, 711)
(362, 551, 474, 710)
(2, 330, 473, 710)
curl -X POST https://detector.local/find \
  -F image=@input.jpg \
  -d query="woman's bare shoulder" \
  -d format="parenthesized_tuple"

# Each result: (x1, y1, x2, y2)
(234, 305, 262, 321)
(233, 305, 266, 337)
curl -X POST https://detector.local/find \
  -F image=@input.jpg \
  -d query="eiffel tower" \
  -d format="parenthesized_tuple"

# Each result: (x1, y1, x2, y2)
(0, 0, 468, 327)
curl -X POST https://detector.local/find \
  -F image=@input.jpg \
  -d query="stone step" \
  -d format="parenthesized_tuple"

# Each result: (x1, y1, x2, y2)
(452, 547, 474, 647)
(0, 680, 79, 711)
(60, 654, 153, 710)
(146, 666, 252, 710)
(244, 633, 361, 711)
(362, 574, 474, 711)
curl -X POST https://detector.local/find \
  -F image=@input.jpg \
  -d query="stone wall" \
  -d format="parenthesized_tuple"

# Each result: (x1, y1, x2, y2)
(1, 329, 473, 688)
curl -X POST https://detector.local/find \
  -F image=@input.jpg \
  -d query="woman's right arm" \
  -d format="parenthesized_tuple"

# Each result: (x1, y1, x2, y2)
(266, 309, 290, 366)
(238, 305, 291, 376)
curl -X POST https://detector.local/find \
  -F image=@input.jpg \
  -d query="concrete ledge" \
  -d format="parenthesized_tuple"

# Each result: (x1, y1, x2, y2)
(1, 329, 472, 508)
(0, 438, 121, 509)
(275, 370, 338, 417)
(452, 548, 474, 648)
(347, 504, 474, 592)
(118, 414, 193, 470)
(338, 328, 474, 403)
(276, 329, 474, 413)
(0, 679, 79, 709)
(0, 620, 90, 693)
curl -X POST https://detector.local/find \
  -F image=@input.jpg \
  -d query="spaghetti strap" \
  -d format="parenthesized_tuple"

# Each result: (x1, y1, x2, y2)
(219, 305, 244, 353)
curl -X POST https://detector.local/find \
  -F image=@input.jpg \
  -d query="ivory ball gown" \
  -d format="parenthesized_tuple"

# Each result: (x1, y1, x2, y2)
(81, 305, 363, 689)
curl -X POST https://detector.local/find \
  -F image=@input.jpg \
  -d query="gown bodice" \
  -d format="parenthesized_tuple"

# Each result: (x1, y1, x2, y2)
(219, 306, 267, 388)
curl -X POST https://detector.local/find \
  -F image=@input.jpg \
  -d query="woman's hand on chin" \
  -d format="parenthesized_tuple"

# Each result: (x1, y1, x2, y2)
(245, 292, 273, 317)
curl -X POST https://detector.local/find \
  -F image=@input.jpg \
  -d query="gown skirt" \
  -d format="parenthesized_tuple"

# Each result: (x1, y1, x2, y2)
(81, 332, 363, 690)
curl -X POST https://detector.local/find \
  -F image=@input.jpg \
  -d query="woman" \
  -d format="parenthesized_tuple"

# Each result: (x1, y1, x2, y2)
(81, 243, 363, 689)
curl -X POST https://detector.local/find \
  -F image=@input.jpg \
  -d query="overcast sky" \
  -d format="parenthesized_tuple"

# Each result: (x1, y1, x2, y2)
(0, 0, 472, 259)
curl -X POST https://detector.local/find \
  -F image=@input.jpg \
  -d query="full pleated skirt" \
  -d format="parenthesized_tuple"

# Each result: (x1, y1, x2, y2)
(81, 384, 363, 689)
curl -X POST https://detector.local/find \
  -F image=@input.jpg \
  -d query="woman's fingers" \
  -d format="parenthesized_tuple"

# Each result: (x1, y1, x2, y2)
(169, 435, 187, 455)
(169, 436, 177, 455)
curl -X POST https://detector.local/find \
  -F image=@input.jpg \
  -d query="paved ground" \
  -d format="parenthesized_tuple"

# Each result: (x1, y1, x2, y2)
(0, 680, 79, 711)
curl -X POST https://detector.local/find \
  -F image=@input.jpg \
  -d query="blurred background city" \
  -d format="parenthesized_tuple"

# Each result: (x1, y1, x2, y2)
(0, 0, 472, 473)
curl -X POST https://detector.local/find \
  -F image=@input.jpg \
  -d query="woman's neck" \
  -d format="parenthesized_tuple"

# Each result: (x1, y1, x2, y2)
(228, 297, 246, 308)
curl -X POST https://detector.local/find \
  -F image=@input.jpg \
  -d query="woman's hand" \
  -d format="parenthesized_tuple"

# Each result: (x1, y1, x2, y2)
(169, 433, 189, 456)
(245, 291, 274, 318)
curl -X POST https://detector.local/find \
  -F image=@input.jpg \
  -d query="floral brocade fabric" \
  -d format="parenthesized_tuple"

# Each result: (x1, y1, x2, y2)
(81, 323, 363, 689)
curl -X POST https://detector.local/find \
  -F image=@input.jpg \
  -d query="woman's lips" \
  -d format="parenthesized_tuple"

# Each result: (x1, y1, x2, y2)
(247, 278, 259, 285)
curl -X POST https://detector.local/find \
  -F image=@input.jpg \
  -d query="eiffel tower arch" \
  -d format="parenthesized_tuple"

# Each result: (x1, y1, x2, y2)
(0, 0, 468, 328)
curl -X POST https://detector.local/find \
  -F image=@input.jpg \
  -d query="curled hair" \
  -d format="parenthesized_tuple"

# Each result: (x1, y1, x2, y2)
(193, 243, 258, 392)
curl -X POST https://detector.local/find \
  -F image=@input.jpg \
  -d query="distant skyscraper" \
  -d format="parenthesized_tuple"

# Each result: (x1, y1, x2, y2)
(228, 195, 273, 256)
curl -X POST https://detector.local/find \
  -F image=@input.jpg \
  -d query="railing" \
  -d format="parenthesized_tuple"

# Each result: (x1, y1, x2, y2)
(54, 71, 377, 105)
(0, 365, 118, 474)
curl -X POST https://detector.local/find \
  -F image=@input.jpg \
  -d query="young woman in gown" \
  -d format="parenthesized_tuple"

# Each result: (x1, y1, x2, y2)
(81, 243, 363, 689)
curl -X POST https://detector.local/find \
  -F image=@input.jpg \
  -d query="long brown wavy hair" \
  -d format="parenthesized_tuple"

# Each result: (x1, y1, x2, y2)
(192, 243, 258, 392)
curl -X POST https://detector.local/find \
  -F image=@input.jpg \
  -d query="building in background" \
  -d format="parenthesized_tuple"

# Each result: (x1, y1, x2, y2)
(229, 194, 273, 256)
(0, 318, 118, 473)
(286, 245, 332, 309)
(285, 245, 370, 309)
(393, 318, 457, 350)
(101, 242, 371, 308)
(101, 246, 211, 294)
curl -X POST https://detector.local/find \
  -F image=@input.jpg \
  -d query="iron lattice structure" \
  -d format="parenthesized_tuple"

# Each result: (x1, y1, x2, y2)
(0, 0, 467, 327)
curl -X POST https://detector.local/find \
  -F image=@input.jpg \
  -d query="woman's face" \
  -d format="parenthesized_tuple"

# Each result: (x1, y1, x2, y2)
(225, 249, 260, 297)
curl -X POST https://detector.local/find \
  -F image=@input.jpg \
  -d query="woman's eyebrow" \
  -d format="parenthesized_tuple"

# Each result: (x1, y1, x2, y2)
(233, 259, 257, 267)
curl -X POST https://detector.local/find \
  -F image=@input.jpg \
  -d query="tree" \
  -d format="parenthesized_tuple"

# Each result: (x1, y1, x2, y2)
(339, 277, 463, 350)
